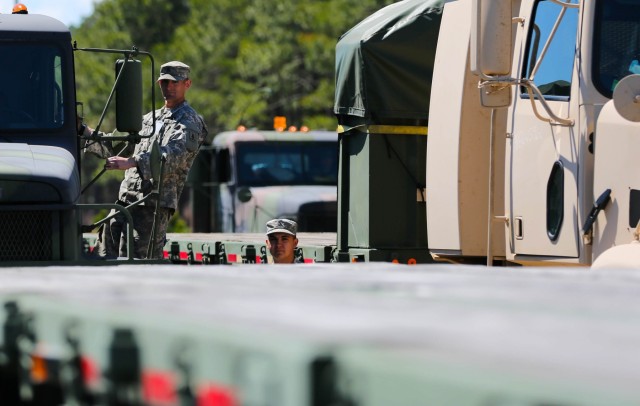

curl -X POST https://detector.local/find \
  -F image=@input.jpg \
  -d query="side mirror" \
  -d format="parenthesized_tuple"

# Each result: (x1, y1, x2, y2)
(612, 74, 640, 122)
(470, 0, 512, 77)
(115, 59, 143, 133)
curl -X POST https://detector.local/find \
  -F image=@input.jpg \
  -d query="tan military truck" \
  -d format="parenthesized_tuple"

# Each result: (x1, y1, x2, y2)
(333, 0, 640, 267)
(426, 0, 640, 267)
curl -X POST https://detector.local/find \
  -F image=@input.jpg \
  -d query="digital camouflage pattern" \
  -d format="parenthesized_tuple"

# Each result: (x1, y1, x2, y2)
(95, 206, 171, 259)
(128, 102, 207, 209)
(85, 101, 208, 210)
(266, 218, 298, 236)
(158, 61, 190, 81)
(85, 100, 207, 258)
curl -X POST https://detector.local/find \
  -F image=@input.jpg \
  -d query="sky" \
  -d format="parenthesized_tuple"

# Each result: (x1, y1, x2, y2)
(0, 0, 101, 27)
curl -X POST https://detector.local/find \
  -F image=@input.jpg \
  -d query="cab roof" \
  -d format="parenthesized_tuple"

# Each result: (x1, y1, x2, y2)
(212, 130, 337, 148)
(0, 14, 69, 37)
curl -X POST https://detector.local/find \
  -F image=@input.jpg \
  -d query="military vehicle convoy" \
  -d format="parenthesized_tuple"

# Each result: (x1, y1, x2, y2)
(2, 0, 640, 404)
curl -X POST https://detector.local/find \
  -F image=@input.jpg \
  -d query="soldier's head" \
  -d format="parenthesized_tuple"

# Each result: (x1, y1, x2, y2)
(157, 61, 191, 108)
(265, 219, 298, 264)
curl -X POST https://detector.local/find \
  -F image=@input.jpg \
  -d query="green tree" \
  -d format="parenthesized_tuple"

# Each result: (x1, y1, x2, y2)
(71, 0, 394, 229)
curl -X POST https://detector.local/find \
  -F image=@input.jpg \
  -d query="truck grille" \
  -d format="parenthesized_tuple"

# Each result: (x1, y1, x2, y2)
(0, 211, 53, 261)
(298, 202, 337, 232)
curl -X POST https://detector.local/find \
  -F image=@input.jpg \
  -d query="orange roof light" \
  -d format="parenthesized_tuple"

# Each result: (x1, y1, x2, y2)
(288, 126, 297, 132)
(12, 3, 28, 14)
(236, 125, 247, 132)
(274, 116, 286, 132)
(300, 126, 310, 132)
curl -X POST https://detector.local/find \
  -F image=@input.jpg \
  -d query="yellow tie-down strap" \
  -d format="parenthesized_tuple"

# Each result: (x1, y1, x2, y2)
(337, 124, 428, 135)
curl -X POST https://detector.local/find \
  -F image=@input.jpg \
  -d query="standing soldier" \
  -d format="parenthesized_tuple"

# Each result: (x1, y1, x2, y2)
(81, 61, 208, 259)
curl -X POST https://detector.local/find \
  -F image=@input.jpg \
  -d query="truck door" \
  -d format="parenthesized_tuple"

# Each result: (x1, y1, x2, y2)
(507, 0, 580, 258)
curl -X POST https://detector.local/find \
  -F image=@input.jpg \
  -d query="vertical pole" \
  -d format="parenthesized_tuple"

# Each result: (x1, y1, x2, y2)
(487, 109, 497, 266)
(337, 131, 351, 262)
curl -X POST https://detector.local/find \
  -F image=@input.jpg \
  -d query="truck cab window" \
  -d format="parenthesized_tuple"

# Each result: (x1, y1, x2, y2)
(593, 0, 640, 98)
(521, 0, 578, 100)
(236, 142, 337, 187)
(0, 44, 65, 130)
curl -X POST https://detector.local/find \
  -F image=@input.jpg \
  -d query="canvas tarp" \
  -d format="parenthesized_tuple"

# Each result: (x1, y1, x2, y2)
(334, 0, 444, 128)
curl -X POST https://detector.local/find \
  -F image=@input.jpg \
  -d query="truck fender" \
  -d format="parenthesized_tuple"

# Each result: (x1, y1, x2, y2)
(591, 241, 640, 269)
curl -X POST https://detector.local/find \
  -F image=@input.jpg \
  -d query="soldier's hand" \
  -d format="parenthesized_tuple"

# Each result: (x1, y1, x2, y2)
(105, 156, 135, 170)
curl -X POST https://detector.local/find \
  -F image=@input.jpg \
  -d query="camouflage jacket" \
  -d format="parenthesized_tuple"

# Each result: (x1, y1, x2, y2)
(85, 101, 207, 210)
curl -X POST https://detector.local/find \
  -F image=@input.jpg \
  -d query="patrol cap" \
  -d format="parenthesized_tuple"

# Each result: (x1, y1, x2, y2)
(266, 219, 297, 236)
(157, 61, 190, 82)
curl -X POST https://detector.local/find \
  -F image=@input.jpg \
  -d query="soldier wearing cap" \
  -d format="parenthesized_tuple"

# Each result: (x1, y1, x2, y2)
(81, 61, 208, 259)
(265, 219, 300, 264)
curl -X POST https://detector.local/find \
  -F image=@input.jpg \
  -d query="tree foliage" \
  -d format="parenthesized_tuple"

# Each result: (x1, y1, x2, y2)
(71, 0, 394, 226)
(73, 0, 394, 133)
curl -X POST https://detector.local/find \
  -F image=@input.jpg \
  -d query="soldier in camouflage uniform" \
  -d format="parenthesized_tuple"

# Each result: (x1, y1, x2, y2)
(82, 61, 208, 259)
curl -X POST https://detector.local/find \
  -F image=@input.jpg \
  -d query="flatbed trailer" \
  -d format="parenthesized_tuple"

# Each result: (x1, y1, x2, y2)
(83, 233, 338, 264)
(165, 233, 337, 264)
(1, 264, 640, 405)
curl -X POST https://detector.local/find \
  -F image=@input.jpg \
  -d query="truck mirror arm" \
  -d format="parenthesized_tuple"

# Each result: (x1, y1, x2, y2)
(519, 79, 574, 126)
(478, 77, 574, 126)
(80, 131, 151, 143)
(73, 43, 157, 141)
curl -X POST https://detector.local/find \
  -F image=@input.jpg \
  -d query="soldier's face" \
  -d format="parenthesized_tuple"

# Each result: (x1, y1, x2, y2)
(266, 233, 298, 264)
(159, 79, 191, 108)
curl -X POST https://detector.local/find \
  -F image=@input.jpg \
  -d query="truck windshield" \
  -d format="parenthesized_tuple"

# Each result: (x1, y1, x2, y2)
(593, 0, 640, 98)
(0, 44, 65, 130)
(235, 141, 338, 187)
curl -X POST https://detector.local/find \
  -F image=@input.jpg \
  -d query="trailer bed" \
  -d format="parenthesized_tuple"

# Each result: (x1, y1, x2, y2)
(1, 263, 639, 405)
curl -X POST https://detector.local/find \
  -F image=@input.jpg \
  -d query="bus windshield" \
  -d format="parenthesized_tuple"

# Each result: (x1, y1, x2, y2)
(593, 0, 640, 98)
(0, 43, 65, 130)
(235, 141, 338, 187)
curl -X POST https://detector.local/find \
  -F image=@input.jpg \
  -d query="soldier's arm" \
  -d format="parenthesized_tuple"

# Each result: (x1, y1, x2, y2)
(80, 126, 130, 159)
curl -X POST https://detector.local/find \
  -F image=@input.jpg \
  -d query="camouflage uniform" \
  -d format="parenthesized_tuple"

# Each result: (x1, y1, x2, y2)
(86, 62, 207, 259)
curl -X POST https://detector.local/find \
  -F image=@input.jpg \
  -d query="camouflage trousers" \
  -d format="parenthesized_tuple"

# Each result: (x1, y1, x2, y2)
(94, 204, 172, 259)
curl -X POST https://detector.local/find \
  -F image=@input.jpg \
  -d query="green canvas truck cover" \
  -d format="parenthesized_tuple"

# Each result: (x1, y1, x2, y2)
(334, 0, 444, 128)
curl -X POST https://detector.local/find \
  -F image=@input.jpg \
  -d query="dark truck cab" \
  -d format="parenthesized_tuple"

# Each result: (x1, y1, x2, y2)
(0, 14, 80, 261)
(0, 14, 152, 263)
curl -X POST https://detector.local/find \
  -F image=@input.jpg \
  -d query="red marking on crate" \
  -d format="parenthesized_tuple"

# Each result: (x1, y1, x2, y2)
(227, 253, 237, 262)
(197, 383, 237, 406)
(142, 370, 177, 405)
(304, 258, 315, 263)
(80, 356, 100, 386)
(163, 251, 204, 262)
